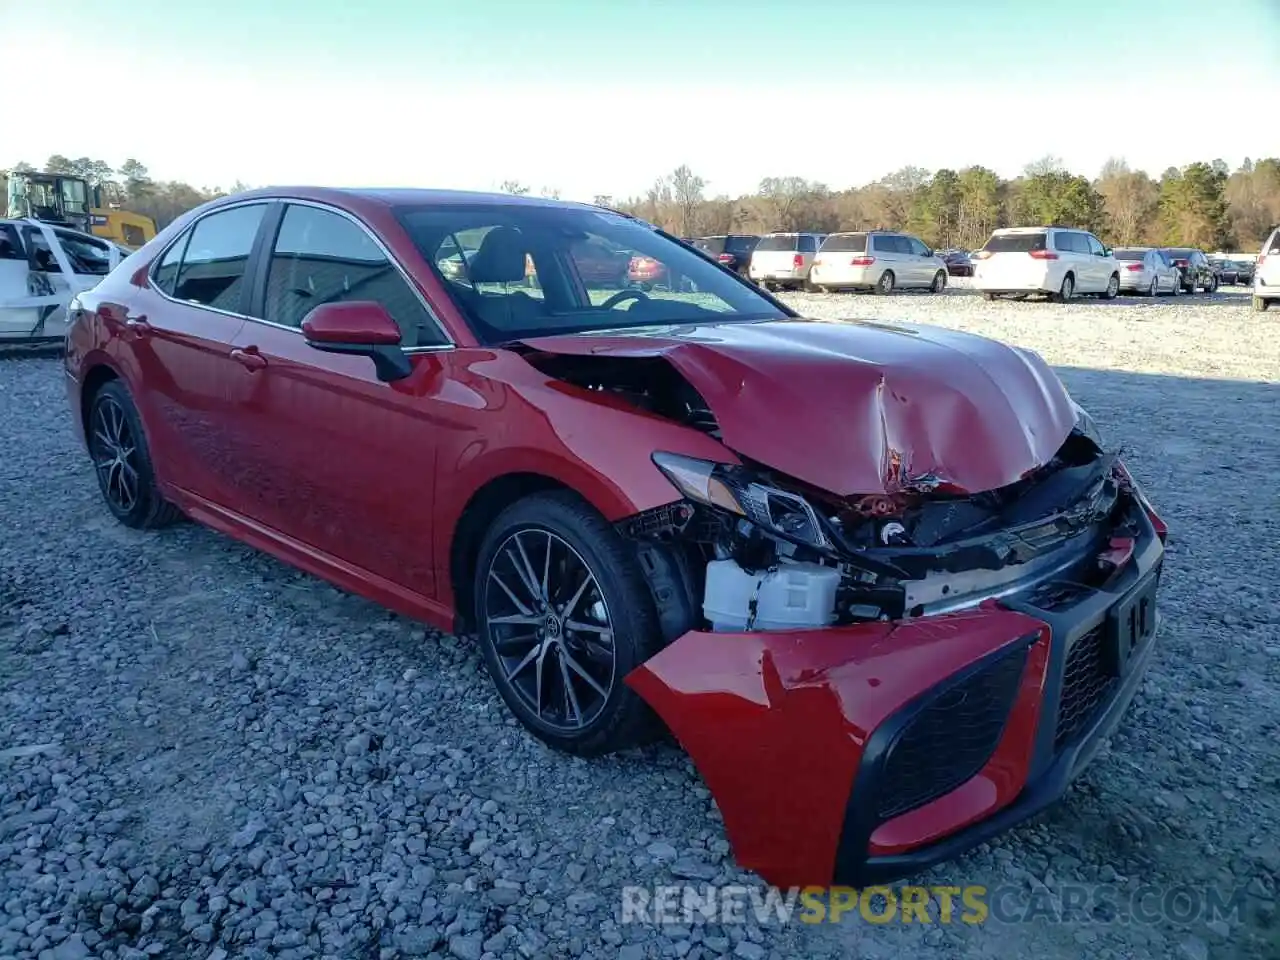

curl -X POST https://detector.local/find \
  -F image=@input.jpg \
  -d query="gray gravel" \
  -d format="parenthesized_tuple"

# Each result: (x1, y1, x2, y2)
(2, 284, 1278, 960)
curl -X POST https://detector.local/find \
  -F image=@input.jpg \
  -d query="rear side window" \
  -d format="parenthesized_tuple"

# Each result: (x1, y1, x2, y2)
(264, 204, 443, 347)
(1055, 232, 1085, 255)
(755, 234, 797, 252)
(798, 235, 817, 253)
(1113, 249, 1145, 261)
(696, 237, 726, 254)
(820, 233, 868, 253)
(171, 204, 267, 311)
(0, 224, 24, 260)
(983, 232, 1047, 253)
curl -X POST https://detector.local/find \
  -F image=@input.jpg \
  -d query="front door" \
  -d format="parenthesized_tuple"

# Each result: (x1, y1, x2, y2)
(226, 202, 453, 597)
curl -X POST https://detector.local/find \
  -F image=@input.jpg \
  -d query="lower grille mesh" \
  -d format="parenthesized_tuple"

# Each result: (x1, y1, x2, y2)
(876, 643, 1029, 821)
(1054, 625, 1117, 749)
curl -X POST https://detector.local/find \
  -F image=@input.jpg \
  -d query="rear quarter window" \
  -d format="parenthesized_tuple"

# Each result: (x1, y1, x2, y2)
(983, 233, 1047, 253)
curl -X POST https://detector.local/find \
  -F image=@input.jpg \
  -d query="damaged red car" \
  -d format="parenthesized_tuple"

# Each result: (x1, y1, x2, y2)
(64, 188, 1166, 889)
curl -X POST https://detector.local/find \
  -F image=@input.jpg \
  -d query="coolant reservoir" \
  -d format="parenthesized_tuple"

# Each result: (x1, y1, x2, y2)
(703, 559, 841, 632)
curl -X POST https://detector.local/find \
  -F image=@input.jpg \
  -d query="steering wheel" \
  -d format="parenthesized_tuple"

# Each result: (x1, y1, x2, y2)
(599, 288, 649, 310)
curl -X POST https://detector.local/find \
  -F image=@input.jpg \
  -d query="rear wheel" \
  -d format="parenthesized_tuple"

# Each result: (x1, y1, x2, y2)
(875, 270, 895, 295)
(982, 291, 998, 302)
(1255, 296, 1271, 312)
(1147, 277, 1158, 297)
(473, 491, 663, 756)
(87, 380, 183, 529)
(1207, 275, 1219, 293)
(1052, 273, 1075, 303)
(930, 270, 947, 293)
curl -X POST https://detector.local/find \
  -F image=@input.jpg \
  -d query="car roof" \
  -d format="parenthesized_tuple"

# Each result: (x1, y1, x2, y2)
(226, 186, 604, 211)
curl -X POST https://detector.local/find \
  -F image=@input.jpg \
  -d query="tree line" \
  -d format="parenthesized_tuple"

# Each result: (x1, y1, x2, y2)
(3, 153, 1278, 252)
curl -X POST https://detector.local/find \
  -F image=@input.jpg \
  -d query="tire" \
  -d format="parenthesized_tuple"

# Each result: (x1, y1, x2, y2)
(1052, 273, 1075, 303)
(86, 380, 184, 529)
(875, 270, 895, 295)
(473, 491, 663, 756)
(1147, 277, 1158, 297)
(930, 270, 947, 294)
(1171, 278, 1180, 297)
(982, 292, 997, 302)
(1207, 275, 1219, 293)
(1255, 296, 1271, 312)
(1100, 273, 1120, 300)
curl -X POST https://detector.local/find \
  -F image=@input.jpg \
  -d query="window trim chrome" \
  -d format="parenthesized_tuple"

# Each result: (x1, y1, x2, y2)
(146, 196, 456, 351)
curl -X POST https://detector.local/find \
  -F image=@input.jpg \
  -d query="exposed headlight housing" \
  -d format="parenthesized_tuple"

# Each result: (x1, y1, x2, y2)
(652, 452, 832, 550)
(1070, 399, 1103, 445)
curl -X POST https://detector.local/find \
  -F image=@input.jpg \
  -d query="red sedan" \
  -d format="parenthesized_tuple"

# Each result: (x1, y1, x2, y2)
(64, 187, 1166, 889)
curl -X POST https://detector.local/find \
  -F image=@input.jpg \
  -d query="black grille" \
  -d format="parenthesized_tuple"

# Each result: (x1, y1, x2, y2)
(1054, 625, 1117, 749)
(1026, 579, 1094, 611)
(875, 643, 1029, 821)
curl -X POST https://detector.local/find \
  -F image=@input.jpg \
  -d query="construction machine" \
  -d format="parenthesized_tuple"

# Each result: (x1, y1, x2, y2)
(3, 171, 156, 248)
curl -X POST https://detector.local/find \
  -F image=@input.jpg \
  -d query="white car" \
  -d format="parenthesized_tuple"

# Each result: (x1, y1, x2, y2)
(747, 232, 825, 290)
(809, 231, 949, 294)
(1, 218, 123, 344)
(972, 227, 1122, 302)
(1112, 247, 1182, 296)
(1253, 226, 1280, 312)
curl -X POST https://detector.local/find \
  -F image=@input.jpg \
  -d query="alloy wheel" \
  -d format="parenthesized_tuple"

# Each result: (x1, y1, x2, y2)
(483, 529, 616, 733)
(90, 396, 140, 514)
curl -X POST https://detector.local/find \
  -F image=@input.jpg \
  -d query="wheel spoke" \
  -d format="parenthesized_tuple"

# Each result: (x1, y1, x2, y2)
(510, 536, 542, 603)
(534, 646, 547, 719)
(560, 572, 592, 619)
(562, 649, 608, 699)
(540, 531, 551, 599)
(557, 649, 583, 727)
(505, 643, 541, 682)
(489, 613, 543, 626)
(489, 570, 533, 615)
(565, 619, 612, 641)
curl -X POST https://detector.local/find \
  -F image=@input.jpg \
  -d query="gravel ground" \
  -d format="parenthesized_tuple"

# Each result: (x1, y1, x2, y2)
(2, 284, 1278, 960)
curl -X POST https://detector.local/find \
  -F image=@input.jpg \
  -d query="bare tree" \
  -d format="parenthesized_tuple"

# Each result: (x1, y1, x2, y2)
(499, 180, 530, 196)
(669, 165, 706, 237)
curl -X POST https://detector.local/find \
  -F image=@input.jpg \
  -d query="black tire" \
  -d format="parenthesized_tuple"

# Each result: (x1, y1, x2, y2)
(473, 491, 663, 756)
(930, 270, 947, 294)
(1052, 273, 1075, 303)
(1207, 275, 1219, 293)
(1254, 296, 1271, 312)
(86, 380, 183, 529)
(1147, 277, 1158, 297)
(1100, 273, 1120, 300)
(982, 291, 998, 302)
(875, 270, 895, 295)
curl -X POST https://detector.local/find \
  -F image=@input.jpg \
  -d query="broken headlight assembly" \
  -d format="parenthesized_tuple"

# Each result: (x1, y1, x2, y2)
(651, 452, 833, 551)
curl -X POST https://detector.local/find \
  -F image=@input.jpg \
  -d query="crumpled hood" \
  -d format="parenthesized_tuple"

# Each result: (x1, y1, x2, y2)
(519, 318, 1078, 497)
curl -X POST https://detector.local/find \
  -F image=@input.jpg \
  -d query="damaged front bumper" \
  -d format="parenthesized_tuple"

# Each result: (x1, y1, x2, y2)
(625, 501, 1165, 889)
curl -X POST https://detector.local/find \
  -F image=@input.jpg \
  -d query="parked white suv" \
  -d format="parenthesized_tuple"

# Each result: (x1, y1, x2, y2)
(1253, 226, 1280, 312)
(972, 227, 1122, 302)
(748, 232, 825, 290)
(810, 231, 949, 294)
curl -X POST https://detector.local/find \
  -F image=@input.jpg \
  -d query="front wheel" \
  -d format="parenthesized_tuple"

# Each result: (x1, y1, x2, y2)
(930, 270, 947, 294)
(1147, 277, 1158, 297)
(473, 491, 663, 756)
(1255, 296, 1271, 312)
(1100, 273, 1120, 300)
(1207, 275, 1219, 293)
(87, 380, 184, 529)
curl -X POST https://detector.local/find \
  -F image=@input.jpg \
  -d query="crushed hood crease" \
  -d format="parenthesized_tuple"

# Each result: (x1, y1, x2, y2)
(519, 318, 1078, 496)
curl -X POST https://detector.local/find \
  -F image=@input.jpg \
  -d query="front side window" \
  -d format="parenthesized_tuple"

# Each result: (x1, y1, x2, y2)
(908, 237, 930, 257)
(264, 204, 443, 347)
(171, 204, 267, 312)
(55, 230, 113, 275)
(397, 204, 789, 343)
(1087, 235, 1106, 257)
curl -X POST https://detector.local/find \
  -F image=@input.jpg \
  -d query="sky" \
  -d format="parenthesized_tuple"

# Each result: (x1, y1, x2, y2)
(2, 0, 1277, 199)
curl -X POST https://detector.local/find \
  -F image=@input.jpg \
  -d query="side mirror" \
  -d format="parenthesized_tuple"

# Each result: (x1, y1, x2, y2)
(301, 301, 411, 382)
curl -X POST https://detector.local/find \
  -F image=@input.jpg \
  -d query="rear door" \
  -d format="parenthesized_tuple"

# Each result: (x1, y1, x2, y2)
(870, 234, 904, 281)
(120, 202, 268, 504)
(227, 201, 453, 596)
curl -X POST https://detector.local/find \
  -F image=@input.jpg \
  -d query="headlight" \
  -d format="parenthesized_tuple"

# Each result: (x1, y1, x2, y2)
(652, 452, 832, 550)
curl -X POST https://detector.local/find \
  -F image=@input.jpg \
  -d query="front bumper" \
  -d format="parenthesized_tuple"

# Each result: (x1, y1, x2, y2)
(626, 500, 1165, 888)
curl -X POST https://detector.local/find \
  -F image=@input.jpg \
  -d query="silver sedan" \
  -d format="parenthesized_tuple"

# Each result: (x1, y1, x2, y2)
(1113, 247, 1181, 296)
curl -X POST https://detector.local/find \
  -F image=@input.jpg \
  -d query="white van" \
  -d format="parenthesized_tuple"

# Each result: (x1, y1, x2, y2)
(972, 227, 1121, 302)
(1253, 226, 1280, 312)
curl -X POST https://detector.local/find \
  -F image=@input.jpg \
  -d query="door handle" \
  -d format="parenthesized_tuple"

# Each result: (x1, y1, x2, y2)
(229, 347, 267, 371)
(124, 314, 151, 337)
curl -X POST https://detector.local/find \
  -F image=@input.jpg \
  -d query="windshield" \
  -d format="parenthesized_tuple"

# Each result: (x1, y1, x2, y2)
(396, 203, 789, 343)
(983, 232, 1047, 253)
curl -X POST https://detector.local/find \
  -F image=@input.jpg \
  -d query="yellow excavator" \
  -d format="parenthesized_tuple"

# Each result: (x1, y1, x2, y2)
(3, 171, 157, 248)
